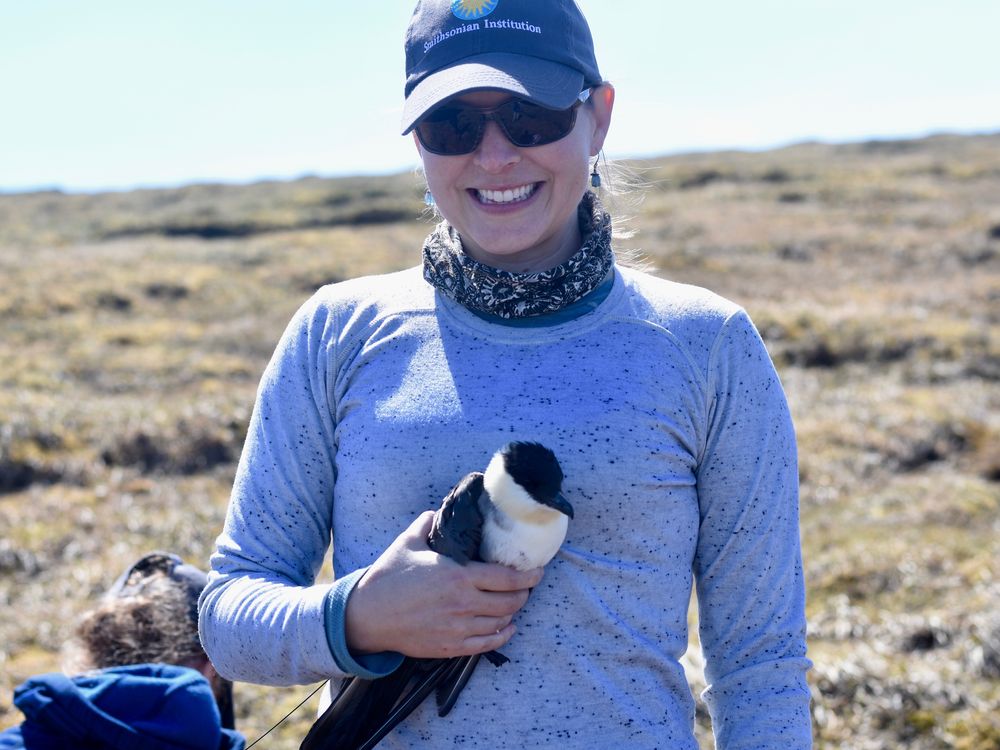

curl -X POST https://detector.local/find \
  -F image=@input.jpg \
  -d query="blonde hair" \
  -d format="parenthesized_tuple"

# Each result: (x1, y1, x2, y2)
(591, 154, 654, 272)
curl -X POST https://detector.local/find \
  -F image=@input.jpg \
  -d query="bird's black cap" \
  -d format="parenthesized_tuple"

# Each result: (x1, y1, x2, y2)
(500, 441, 573, 518)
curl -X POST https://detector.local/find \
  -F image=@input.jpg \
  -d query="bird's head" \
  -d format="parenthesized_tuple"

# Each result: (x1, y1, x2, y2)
(483, 442, 574, 520)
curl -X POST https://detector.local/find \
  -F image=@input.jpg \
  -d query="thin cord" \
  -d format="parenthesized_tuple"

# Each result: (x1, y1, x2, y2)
(245, 680, 329, 749)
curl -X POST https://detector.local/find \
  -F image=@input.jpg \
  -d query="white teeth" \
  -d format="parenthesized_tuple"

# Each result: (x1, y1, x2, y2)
(476, 184, 536, 204)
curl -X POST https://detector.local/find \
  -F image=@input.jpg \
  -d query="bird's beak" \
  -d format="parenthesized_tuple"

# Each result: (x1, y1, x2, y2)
(549, 492, 574, 519)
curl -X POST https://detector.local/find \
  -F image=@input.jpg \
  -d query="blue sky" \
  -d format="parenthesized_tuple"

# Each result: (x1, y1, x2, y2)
(2, 0, 998, 193)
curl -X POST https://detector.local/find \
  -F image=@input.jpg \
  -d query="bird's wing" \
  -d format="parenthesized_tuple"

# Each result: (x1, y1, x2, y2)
(435, 653, 480, 717)
(300, 658, 450, 750)
(435, 648, 511, 717)
(301, 471, 493, 748)
(300, 674, 376, 750)
(353, 659, 455, 750)
(427, 471, 485, 563)
(428, 472, 520, 717)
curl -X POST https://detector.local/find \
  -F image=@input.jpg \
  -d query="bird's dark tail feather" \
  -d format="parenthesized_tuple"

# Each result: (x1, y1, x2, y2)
(354, 660, 453, 750)
(435, 649, 509, 717)
(300, 649, 510, 749)
(435, 654, 478, 717)
(300, 658, 456, 750)
(299, 675, 369, 750)
(482, 649, 510, 668)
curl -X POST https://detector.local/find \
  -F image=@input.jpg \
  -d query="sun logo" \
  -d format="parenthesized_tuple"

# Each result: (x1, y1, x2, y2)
(451, 0, 498, 21)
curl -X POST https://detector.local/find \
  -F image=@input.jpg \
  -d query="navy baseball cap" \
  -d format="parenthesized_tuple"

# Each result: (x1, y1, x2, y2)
(402, 0, 603, 134)
(106, 551, 207, 624)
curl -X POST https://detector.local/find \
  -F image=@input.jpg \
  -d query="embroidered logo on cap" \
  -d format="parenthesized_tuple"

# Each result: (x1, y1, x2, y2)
(451, 0, 498, 21)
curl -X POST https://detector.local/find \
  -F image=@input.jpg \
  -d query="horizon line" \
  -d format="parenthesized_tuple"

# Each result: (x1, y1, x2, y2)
(4, 126, 998, 198)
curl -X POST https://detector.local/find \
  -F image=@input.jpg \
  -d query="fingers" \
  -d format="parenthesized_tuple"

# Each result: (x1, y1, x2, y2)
(471, 614, 513, 636)
(460, 623, 517, 656)
(466, 562, 543, 592)
(466, 588, 530, 618)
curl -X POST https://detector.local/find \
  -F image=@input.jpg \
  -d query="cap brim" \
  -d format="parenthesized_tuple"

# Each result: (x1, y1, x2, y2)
(401, 53, 585, 134)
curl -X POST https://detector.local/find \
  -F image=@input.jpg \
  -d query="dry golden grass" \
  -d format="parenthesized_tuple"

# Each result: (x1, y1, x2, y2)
(2, 132, 998, 748)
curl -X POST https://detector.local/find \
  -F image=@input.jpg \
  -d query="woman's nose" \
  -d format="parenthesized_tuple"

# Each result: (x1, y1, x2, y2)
(473, 120, 520, 172)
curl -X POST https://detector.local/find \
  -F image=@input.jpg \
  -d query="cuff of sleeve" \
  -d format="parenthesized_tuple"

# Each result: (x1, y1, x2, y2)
(323, 568, 404, 679)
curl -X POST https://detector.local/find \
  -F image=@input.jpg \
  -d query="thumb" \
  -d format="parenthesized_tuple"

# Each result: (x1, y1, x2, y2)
(402, 510, 436, 546)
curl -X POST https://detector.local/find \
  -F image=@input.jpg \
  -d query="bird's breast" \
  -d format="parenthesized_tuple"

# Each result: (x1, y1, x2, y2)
(480, 513, 569, 571)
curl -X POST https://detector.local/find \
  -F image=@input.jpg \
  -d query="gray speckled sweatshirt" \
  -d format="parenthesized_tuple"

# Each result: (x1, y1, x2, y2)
(199, 264, 812, 749)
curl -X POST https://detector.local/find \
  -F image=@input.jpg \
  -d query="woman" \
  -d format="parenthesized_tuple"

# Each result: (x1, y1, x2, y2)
(199, 1, 812, 747)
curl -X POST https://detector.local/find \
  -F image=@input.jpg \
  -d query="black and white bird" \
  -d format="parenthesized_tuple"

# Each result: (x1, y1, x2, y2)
(300, 441, 573, 750)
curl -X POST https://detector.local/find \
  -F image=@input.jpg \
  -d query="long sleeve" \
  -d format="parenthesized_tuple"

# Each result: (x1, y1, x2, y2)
(198, 263, 811, 745)
(199, 295, 346, 685)
(693, 309, 812, 749)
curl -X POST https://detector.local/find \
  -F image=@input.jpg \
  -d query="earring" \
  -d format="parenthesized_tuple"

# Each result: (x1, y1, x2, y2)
(590, 158, 601, 188)
(424, 189, 435, 207)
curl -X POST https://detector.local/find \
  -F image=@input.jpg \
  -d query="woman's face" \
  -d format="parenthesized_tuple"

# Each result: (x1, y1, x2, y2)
(416, 85, 614, 273)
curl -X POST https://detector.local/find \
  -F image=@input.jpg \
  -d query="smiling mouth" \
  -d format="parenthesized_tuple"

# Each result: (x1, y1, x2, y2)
(473, 183, 539, 205)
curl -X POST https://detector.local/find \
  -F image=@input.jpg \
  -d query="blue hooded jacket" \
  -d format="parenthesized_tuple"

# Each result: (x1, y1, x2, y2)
(0, 664, 244, 750)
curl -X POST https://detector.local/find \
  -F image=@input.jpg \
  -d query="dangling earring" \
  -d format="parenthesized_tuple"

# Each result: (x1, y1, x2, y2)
(590, 158, 601, 189)
(424, 189, 435, 207)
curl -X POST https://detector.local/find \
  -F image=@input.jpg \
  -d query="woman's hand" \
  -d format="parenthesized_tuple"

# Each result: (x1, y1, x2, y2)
(344, 511, 543, 658)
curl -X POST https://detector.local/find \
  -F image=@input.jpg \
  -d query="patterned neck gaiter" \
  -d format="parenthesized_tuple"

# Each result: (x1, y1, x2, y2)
(421, 190, 614, 319)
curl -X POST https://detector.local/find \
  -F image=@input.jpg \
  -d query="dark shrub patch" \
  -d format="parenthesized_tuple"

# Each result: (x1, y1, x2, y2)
(294, 271, 344, 293)
(0, 458, 61, 494)
(778, 191, 808, 203)
(778, 243, 813, 261)
(761, 168, 792, 183)
(902, 626, 952, 652)
(144, 282, 189, 300)
(172, 432, 236, 474)
(160, 222, 258, 239)
(101, 431, 168, 473)
(0, 542, 42, 574)
(338, 207, 413, 225)
(95, 292, 133, 311)
(101, 417, 243, 476)
(679, 169, 724, 189)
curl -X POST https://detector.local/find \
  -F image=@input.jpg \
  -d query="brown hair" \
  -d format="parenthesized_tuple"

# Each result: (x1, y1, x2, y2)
(64, 571, 205, 673)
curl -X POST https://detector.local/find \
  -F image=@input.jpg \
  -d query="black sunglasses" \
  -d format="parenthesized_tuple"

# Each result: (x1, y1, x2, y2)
(415, 89, 592, 156)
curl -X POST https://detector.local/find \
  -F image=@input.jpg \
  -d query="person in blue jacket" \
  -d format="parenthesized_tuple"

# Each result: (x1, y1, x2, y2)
(1, 552, 244, 750)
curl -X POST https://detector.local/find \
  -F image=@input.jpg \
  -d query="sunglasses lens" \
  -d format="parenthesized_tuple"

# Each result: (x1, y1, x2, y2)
(416, 106, 483, 155)
(501, 100, 577, 147)
(416, 99, 579, 155)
